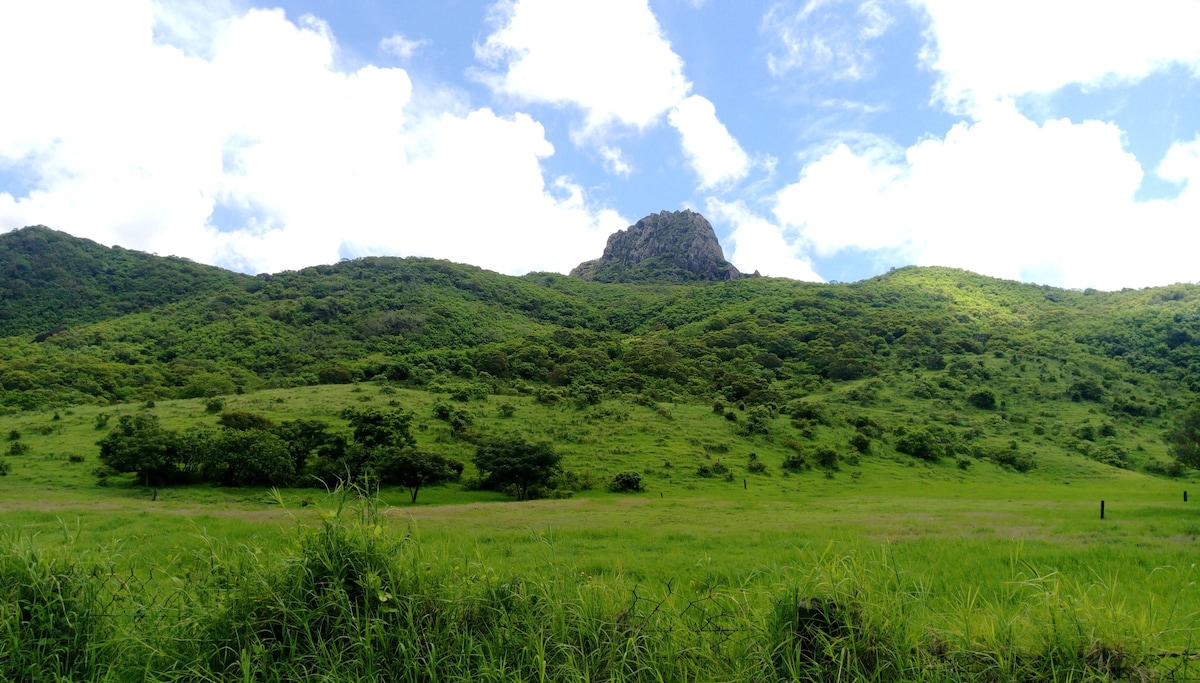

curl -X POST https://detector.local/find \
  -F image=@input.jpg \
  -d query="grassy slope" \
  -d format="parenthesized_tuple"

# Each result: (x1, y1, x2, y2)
(2, 384, 1197, 649)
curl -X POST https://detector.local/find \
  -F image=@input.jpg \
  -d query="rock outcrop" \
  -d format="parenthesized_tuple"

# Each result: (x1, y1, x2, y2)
(570, 210, 748, 283)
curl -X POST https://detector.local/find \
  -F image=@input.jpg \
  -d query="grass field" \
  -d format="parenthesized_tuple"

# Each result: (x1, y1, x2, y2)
(3, 382, 1199, 681)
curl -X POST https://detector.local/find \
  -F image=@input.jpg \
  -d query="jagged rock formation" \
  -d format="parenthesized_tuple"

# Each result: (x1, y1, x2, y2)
(570, 210, 750, 283)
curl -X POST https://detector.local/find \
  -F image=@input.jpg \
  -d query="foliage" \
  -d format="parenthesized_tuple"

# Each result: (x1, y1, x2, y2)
(195, 428, 294, 487)
(966, 388, 997, 410)
(473, 437, 562, 500)
(607, 471, 644, 493)
(895, 428, 946, 462)
(375, 449, 461, 503)
(342, 407, 416, 451)
(96, 414, 181, 486)
(1166, 404, 1200, 469)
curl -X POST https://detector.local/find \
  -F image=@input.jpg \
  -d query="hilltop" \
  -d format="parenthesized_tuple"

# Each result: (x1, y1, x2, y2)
(570, 209, 749, 282)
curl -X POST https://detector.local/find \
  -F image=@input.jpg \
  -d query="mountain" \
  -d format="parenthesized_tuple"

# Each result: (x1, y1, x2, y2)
(3, 227, 1200, 477)
(570, 210, 750, 283)
(0, 225, 251, 338)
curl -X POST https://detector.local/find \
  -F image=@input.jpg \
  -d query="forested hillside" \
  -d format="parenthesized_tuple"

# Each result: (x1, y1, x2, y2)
(3, 226, 1200, 475)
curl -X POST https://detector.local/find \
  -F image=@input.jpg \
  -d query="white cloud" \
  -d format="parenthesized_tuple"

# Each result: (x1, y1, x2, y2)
(668, 95, 752, 189)
(598, 145, 634, 177)
(767, 100, 1200, 289)
(916, 0, 1200, 113)
(474, 0, 691, 136)
(0, 1, 626, 275)
(380, 33, 428, 60)
(763, 0, 894, 80)
(706, 199, 823, 281)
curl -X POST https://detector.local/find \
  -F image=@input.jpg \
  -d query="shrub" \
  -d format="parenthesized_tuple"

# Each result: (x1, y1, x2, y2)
(204, 397, 225, 414)
(697, 461, 731, 478)
(7, 429, 20, 441)
(782, 453, 810, 472)
(967, 388, 997, 410)
(814, 446, 840, 471)
(317, 365, 354, 385)
(895, 428, 945, 461)
(849, 433, 871, 454)
(93, 414, 110, 430)
(0, 459, 9, 476)
(497, 403, 516, 418)
(7, 441, 30, 456)
(218, 411, 275, 431)
(607, 471, 644, 493)
(737, 405, 774, 437)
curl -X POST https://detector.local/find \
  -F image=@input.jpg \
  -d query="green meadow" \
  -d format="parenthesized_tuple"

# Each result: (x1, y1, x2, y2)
(3, 382, 1199, 681)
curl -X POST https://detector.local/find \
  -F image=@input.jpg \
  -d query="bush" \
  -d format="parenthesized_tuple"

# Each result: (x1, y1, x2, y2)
(895, 428, 945, 461)
(7, 441, 30, 456)
(204, 397, 225, 414)
(697, 461, 731, 478)
(814, 445, 840, 471)
(317, 365, 354, 385)
(218, 411, 275, 431)
(782, 453, 810, 472)
(7, 429, 19, 441)
(0, 459, 9, 476)
(849, 433, 871, 454)
(967, 388, 997, 410)
(607, 471, 644, 493)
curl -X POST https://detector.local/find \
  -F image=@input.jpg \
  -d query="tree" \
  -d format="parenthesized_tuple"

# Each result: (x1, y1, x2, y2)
(376, 449, 460, 503)
(1166, 405, 1200, 469)
(97, 414, 181, 486)
(272, 419, 337, 476)
(341, 407, 416, 451)
(473, 438, 561, 501)
(201, 429, 294, 487)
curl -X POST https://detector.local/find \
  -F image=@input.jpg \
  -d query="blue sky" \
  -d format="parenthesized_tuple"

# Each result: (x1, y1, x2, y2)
(1, 1, 1199, 289)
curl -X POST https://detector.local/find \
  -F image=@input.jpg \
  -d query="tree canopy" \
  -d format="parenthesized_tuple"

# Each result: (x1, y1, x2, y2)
(473, 438, 561, 501)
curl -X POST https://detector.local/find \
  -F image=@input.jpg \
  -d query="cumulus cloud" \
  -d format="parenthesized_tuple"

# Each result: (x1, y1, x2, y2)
(706, 199, 823, 281)
(0, 1, 626, 274)
(916, 0, 1200, 113)
(474, 0, 753, 193)
(474, 0, 691, 135)
(763, 0, 894, 80)
(768, 100, 1200, 289)
(668, 96, 752, 189)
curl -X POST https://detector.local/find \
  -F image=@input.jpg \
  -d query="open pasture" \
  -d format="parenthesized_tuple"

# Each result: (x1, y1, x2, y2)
(2, 385, 1199, 681)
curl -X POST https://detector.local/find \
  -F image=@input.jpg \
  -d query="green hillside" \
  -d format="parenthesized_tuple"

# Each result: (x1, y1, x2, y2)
(5, 229, 1200, 681)
(1, 227, 1198, 478)
(0, 226, 251, 337)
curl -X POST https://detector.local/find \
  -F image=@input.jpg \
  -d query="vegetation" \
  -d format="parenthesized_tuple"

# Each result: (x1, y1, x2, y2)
(6, 227, 1200, 679)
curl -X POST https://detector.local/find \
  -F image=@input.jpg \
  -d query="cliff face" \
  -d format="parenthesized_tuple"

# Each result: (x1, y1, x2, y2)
(570, 210, 747, 283)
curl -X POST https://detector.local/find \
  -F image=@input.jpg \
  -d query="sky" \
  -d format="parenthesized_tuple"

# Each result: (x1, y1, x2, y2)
(1, 1, 1199, 290)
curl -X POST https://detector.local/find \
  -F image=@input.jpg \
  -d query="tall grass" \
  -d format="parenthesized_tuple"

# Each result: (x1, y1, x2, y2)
(1, 491, 1192, 682)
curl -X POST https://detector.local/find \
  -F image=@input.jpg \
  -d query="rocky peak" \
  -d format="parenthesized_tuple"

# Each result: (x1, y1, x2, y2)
(570, 210, 749, 283)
